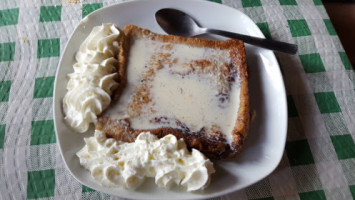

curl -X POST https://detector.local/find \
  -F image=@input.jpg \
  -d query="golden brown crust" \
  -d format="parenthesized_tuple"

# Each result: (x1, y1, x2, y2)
(113, 27, 130, 102)
(124, 24, 245, 50)
(97, 25, 249, 159)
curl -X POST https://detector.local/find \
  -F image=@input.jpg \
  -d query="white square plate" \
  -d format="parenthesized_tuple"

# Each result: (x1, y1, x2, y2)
(53, 0, 288, 199)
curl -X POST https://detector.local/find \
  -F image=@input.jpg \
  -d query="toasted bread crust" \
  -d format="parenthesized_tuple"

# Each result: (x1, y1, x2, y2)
(97, 25, 249, 159)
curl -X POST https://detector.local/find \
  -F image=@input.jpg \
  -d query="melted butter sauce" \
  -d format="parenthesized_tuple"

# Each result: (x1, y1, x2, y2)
(106, 38, 241, 144)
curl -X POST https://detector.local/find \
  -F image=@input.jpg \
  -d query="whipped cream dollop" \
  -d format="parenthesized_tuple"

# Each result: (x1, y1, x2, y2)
(63, 23, 122, 133)
(77, 131, 215, 191)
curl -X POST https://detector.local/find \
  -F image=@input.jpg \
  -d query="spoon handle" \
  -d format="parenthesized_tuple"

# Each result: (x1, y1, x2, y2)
(205, 28, 298, 54)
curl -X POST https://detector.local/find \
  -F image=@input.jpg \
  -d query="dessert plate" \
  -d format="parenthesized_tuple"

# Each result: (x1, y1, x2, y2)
(53, 0, 287, 199)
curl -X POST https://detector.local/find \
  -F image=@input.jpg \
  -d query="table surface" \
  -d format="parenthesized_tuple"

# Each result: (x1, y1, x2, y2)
(0, 0, 354, 199)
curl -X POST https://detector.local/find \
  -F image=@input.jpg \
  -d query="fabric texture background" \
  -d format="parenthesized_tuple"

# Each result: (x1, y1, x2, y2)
(0, 0, 354, 199)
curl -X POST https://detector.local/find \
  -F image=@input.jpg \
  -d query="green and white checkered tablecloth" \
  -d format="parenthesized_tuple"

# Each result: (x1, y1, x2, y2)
(0, 0, 354, 199)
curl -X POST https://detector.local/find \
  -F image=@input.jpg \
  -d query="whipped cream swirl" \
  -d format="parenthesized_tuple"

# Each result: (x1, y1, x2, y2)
(63, 24, 122, 133)
(77, 131, 215, 191)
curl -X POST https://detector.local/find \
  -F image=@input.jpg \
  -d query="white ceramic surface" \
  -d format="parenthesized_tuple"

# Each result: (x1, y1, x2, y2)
(53, 0, 288, 199)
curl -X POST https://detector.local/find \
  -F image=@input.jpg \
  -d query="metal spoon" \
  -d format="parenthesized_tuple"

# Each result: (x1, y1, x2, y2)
(155, 8, 298, 54)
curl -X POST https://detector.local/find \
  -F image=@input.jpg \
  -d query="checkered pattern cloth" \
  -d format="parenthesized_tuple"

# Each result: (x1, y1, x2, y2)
(0, 0, 354, 199)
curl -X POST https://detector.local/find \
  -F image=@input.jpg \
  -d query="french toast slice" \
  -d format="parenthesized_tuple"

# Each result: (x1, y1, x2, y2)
(96, 25, 249, 159)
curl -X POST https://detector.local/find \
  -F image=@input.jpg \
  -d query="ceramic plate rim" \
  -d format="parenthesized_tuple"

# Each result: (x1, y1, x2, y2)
(53, 0, 287, 199)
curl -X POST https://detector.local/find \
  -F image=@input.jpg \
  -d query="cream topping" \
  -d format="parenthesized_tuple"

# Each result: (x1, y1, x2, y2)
(106, 38, 241, 144)
(63, 23, 122, 133)
(77, 130, 215, 191)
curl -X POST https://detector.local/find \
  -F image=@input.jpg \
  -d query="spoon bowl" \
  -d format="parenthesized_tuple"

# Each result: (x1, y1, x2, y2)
(155, 8, 298, 54)
(156, 8, 204, 37)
